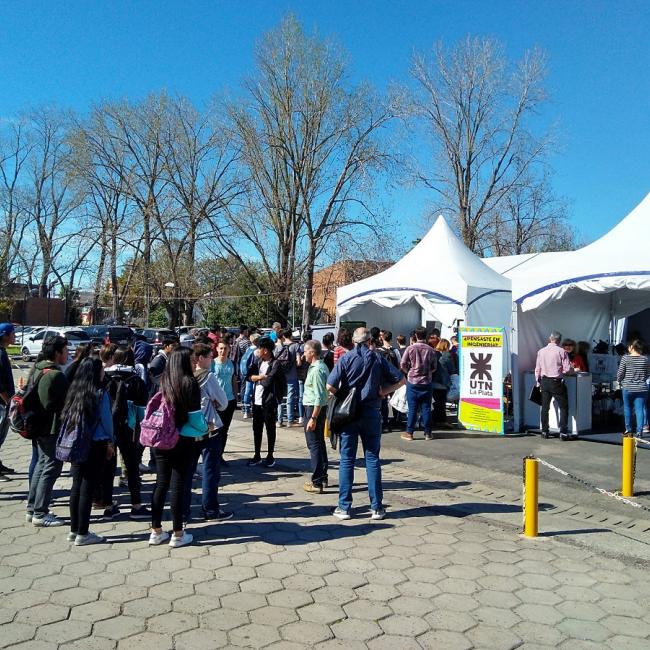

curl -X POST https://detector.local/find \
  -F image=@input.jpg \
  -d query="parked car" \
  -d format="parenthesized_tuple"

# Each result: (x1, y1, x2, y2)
(13, 326, 44, 346)
(21, 328, 91, 361)
(141, 328, 176, 351)
(84, 325, 135, 347)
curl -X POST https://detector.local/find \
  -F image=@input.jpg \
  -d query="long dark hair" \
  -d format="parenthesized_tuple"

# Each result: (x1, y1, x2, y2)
(161, 347, 199, 427)
(65, 343, 95, 383)
(61, 357, 104, 427)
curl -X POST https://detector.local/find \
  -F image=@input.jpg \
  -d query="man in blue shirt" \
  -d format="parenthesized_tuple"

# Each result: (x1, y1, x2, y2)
(327, 327, 404, 520)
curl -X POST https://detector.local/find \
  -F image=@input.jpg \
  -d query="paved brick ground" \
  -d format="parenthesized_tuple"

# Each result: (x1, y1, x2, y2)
(1, 418, 649, 649)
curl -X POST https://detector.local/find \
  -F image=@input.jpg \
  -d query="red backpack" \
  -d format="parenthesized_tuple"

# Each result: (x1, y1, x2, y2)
(139, 391, 179, 450)
(9, 369, 51, 440)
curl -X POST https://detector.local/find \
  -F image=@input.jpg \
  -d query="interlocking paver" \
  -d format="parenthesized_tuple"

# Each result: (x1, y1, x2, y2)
(2, 416, 649, 650)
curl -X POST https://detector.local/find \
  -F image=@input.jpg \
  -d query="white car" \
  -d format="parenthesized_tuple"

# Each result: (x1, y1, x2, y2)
(14, 326, 44, 346)
(21, 328, 91, 361)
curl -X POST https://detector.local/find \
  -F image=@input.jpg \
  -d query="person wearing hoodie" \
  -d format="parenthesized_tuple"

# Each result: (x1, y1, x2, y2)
(26, 336, 69, 527)
(60, 357, 115, 546)
(132, 337, 154, 388)
(183, 342, 231, 522)
(101, 348, 150, 520)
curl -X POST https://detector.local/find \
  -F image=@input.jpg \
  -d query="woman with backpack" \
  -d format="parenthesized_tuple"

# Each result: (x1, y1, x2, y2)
(148, 347, 201, 548)
(432, 339, 455, 429)
(58, 357, 115, 546)
(102, 348, 150, 521)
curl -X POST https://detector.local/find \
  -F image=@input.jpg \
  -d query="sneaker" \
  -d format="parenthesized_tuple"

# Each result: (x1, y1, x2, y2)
(75, 532, 105, 546)
(264, 456, 276, 468)
(0, 462, 15, 474)
(333, 507, 351, 521)
(304, 482, 323, 494)
(204, 509, 234, 522)
(570, 433, 579, 440)
(32, 513, 64, 527)
(169, 531, 193, 548)
(25, 512, 33, 523)
(139, 463, 152, 474)
(322, 479, 329, 488)
(560, 432, 570, 441)
(424, 433, 434, 441)
(148, 530, 170, 546)
(371, 508, 387, 521)
(242, 413, 249, 419)
(247, 456, 262, 466)
(67, 531, 77, 542)
(129, 506, 151, 521)
(298, 417, 304, 425)
(118, 477, 128, 488)
(103, 504, 120, 520)
(401, 432, 414, 441)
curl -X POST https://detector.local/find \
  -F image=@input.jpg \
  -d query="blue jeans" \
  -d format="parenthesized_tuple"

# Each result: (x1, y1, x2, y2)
(622, 389, 648, 434)
(27, 435, 63, 517)
(338, 408, 383, 512)
(406, 382, 433, 434)
(303, 405, 328, 486)
(278, 379, 298, 423)
(243, 381, 254, 415)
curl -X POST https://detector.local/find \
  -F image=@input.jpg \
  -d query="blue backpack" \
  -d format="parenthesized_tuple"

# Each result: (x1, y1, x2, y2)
(56, 413, 94, 463)
(239, 346, 256, 379)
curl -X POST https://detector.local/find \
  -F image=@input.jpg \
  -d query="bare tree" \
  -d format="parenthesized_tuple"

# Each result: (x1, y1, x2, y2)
(222, 15, 393, 327)
(408, 36, 553, 254)
(0, 118, 32, 291)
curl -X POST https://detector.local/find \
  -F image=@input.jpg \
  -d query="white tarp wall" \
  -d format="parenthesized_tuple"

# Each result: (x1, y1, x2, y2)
(484, 191, 650, 431)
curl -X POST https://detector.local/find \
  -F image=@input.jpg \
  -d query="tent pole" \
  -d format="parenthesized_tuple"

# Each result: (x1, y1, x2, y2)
(511, 304, 521, 433)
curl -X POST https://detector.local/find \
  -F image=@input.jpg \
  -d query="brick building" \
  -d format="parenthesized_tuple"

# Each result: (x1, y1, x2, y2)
(312, 260, 391, 322)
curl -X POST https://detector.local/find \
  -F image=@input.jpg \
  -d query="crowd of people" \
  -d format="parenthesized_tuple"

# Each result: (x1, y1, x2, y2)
(0, 320, 461, 548)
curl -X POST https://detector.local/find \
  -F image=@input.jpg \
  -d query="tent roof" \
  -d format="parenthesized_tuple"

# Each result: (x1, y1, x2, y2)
(337, 216, 510, 309)
(482, 191, 650, 310)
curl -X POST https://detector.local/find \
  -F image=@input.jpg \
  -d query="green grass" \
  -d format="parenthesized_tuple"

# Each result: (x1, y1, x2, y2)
(7, 345, 21, 356)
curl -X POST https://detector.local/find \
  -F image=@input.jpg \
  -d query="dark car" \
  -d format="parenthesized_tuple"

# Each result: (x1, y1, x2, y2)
(85, 325, 135, 347)
(141, 328, 176, 351)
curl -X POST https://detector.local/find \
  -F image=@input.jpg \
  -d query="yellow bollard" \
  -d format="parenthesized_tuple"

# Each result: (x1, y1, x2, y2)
(523, 456, 539, 538)
(621, 435, 635, 497)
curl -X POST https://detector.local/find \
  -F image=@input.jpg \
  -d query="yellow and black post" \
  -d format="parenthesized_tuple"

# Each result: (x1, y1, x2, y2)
(522, 456, 539, 538)
(621, 435, 635, 497)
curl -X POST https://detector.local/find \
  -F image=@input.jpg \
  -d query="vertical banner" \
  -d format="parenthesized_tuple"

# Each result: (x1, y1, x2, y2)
(458, 327, 504, 434)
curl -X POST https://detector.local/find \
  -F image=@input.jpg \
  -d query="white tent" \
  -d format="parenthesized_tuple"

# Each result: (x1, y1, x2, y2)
(336, 216, 512, 336)
(484, 191, 650, 430)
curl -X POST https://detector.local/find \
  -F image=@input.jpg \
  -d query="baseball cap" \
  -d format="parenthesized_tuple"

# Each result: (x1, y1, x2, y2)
(0, 323, 16, 337)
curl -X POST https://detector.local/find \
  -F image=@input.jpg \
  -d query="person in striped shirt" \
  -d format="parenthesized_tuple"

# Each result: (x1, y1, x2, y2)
(616, 339, 650, 435)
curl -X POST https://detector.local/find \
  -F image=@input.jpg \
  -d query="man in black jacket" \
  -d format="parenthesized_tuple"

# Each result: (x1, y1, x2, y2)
(247, 337, 286, 467)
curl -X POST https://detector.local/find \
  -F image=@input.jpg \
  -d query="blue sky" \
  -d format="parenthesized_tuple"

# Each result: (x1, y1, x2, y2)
(2, 0, 649, 245)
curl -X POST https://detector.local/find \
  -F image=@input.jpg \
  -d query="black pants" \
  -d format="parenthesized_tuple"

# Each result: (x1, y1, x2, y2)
(540, 376, 568, 433)
(252, 403, 277, 458)
(432, 388, 448, 424)
(101, 426, 142, 507)
(70, 441, 107, 536)
(303, 405, 328, 486)
(220, 399, 237, 453)
(151, 437, 194, 531)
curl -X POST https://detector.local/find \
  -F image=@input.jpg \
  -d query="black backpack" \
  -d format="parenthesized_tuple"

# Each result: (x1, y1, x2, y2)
(106, 371, 147, 434)
(276, 344, 296, 373)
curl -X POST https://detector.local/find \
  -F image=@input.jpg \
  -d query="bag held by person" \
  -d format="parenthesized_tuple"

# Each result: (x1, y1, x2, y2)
(139, 392, 179, 450)
(528, 384, 543, 406)
(389, 384, 408, 413)
(8, 369, 50, 439)
(326, 355, 375, 433)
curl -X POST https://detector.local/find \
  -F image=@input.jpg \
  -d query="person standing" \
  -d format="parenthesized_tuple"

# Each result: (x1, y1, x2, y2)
(276, 329, 300, 427)
(321, 333, 335, 371)
(327, 328, 404, 520)
(617, 339, 650, 435)
(432, 339, 454, 429)
(240, 333, 260, 419)
(535, 331, 573, 440)
(60, 357, 115, 546)
(301, 340, 329, 494)
(212, 340, 237, 460)
(333, 328, 353, 364)
(149, 336, 179, 395)
(248, 337, 285, 467)
(400, 326, 437, 441)
(0, 323, 16, 477)
(149, 347, 200, 548)
(186, 342, 231, 521)
(26, 336, 69, 526)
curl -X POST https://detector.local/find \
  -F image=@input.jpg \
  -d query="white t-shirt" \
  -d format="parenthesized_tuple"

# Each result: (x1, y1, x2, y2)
(254, 360, 270, 406)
